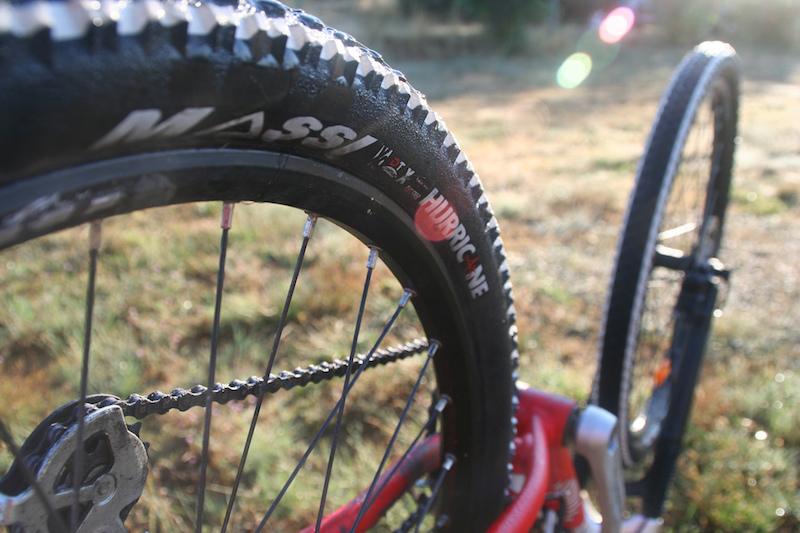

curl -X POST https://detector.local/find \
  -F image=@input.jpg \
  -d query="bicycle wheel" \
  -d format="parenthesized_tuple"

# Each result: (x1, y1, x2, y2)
(0, 1, 518, 531)
(592, 41, 739, 516)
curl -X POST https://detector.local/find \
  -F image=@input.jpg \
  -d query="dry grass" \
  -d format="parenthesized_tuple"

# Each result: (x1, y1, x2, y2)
(290, 4, 800, 526)
(0, 205, 433, 532)
(393, 40, 800, 532)
(1, 1, 799, 529)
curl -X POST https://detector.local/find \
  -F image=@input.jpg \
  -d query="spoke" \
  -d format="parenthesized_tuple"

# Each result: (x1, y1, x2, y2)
(72, 220, 102, 532)
(315, 246, 380, 533)
(255, 267, 413, 532)
(195, 202, 234, 532)
(359, 391, 449, 529)
(220, 214, 318, 533)
(658, 221, 696, 242)
(349, 337, 437, 533)
(411, 454, 455, 533)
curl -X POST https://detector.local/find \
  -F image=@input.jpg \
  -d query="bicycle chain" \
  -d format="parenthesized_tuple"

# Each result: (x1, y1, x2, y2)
(98, 339, 429, 420)
(0, 340, 430, 527)
(104, 338, 432, 530)
(393, 494, 429, 533)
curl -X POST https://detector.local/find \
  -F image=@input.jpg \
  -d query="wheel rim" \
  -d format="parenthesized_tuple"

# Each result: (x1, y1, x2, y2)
(624, 77, 732, 465)
(0, 150, 492, 532)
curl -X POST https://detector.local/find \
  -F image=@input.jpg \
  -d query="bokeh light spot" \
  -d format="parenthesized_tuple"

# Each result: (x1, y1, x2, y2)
(599, 7, 635, 44)
(557, 53, 592, 89)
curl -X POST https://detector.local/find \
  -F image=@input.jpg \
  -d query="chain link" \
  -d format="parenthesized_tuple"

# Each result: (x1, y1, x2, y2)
(99, 339, 428, 420)
(392, 494, 429, 533)
(1, 339, 430, 525)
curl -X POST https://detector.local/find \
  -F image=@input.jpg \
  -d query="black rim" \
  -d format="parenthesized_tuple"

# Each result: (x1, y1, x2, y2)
(0, 149, 503, 531)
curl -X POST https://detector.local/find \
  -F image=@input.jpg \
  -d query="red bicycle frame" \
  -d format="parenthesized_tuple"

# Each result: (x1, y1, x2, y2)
(311, 383, 664, 533)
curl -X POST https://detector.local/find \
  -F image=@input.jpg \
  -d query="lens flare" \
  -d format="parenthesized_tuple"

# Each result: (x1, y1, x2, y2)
(577, 30, 620, 70)
(599, 7, 635, 44)
(557, 53, 593, 89)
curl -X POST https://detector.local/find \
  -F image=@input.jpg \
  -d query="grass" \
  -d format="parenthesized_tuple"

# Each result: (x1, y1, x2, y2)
(0, 203, 434, 532)
(380, 26, 800, 532)
(2, 3, 800, 532)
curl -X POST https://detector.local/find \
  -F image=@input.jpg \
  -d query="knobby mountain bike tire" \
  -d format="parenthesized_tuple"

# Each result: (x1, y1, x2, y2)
(0, 1, 519, 531)
(592, 41, 739, 517)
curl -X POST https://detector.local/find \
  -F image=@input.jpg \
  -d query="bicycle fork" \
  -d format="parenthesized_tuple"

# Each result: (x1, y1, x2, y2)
(493, 385, 663, 533)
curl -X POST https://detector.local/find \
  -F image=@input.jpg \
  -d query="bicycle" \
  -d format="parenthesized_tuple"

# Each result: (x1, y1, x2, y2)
(0, 0, 739, 531)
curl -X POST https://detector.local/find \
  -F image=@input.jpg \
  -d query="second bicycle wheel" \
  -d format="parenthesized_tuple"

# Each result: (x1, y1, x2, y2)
(593, 41, 740, 516)
(0, 1, 518, 531)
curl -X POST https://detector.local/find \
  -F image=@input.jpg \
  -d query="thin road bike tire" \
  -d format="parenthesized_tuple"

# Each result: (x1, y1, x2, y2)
(592, 41, 740, 517)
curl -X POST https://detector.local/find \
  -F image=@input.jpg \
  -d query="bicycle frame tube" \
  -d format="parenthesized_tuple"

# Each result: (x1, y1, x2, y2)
(312, 384, 663, 533)
(309, 385, 582, 533)
(489, 386, 582, 533)
(500, 386, 662, 533)
(302, 434, 442, 533)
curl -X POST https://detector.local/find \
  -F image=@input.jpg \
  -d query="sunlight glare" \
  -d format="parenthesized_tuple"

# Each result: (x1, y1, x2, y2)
(557, 53, 593, 89)
(599, 7, 635, 44)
